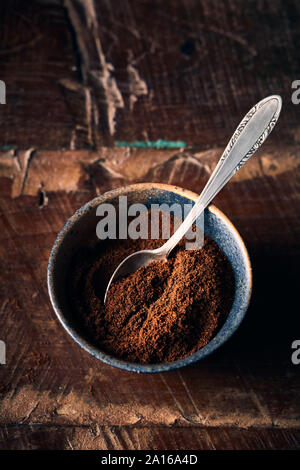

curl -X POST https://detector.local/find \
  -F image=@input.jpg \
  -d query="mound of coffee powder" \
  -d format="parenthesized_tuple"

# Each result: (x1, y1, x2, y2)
(69, 215, 234, 364)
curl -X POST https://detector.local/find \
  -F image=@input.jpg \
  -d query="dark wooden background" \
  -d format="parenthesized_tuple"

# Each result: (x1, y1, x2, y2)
(0, 0, 299, 450)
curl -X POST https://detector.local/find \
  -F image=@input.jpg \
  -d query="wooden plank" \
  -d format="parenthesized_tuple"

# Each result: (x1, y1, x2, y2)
(0, 147, 299, 442)
(0, 0, 300, 451)
(0, 425, 299, 450)
(0, 145, 299, 197)
(0, 0, 299, 149)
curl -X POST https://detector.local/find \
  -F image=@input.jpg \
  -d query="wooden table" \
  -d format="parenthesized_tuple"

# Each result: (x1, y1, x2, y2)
(0, 0, 299, 450)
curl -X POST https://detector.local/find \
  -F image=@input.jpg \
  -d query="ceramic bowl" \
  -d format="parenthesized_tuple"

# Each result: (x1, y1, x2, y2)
(47, 183, 252, 373)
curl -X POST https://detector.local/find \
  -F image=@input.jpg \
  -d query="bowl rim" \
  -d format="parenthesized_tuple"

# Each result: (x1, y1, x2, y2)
(47, 182, 252, 373)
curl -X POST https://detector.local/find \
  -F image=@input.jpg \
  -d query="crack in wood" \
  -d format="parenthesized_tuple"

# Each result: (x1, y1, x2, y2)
(20, 401, 40, 424)
(63, 0, 124, 138)
(62, 0, 149, 143)
(10, 148, 36, 198)
(38, 184, 48, 209)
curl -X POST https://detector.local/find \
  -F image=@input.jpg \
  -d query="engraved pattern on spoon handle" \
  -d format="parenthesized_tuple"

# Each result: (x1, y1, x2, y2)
(203, 95, 281, 196)
(221, 111, 279, 174)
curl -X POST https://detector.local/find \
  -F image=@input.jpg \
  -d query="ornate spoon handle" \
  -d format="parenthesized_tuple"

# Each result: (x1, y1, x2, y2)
(159, 95, 282, 257)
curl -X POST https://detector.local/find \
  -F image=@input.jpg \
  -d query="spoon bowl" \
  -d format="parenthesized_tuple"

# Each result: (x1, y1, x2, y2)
(104, 249, 166, 303)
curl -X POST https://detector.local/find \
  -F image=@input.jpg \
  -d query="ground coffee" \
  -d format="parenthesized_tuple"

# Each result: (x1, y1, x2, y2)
(69, 214, 234, 364)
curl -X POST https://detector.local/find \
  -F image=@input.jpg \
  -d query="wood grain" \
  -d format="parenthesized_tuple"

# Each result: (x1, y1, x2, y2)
(0, 0, 299, 148)
(1, 426, 300, 450)
(0, 145, 300, 449)
(0, 0, 300, 451)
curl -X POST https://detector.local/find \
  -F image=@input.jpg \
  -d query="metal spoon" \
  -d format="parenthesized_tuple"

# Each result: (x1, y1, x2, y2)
(104, 95, 282, 303)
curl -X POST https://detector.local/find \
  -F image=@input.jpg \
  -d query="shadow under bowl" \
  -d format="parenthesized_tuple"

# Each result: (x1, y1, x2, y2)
(47, 183, 252, 373)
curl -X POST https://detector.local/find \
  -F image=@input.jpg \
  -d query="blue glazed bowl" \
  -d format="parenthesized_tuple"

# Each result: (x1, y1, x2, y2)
(47, 183, 252, 373)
